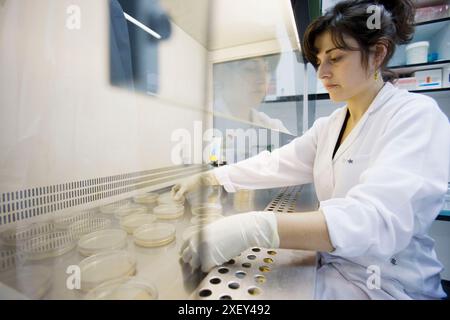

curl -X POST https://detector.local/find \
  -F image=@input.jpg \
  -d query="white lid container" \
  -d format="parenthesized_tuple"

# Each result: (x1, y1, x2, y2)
(84, 277, 158, 300)
(78, 250, 136, 291)
(120, 214, 157, 234)
(77, 229, 128, 256)
(153, 204, 185, 220)
(133, 223, 176, 247)
(405, 41, 429, 65)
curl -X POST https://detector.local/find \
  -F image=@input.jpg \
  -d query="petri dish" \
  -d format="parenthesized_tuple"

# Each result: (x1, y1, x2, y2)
(157, 192, 185, 205)
(153, 204, 184, 220)
(133, 193, 159, 205)
(67, 217, 112, 239)
(113, 203, 148, 219)
(1, 222, 57, 247)
(133, 223, 176, 248)
(99, 199, 132, 215)
(78, 250, 136, 292)
(190, 214, 223, 225)
(0, 265, 52, 299)
(54, 210, 97, 229)
(120, 214, 157, 234)
(77, 229, 128, 257)
(84, 277, 158, 300)
(20, 231, 77, 260)
(191, 203, 223, 216)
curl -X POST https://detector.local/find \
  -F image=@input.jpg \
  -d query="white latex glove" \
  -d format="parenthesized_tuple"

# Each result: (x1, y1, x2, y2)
(171, 171, 219, 201)
(180, 211, 280, 272)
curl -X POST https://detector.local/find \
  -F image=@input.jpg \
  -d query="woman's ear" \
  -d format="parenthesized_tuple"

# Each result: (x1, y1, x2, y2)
(374, 42, 388, 69)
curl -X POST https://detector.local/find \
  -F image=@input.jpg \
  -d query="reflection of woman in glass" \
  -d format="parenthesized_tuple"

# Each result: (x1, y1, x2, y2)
(213, 57, 291, 134)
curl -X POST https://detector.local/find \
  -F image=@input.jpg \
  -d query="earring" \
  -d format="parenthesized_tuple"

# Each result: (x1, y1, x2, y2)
(374, 70, 379, 81)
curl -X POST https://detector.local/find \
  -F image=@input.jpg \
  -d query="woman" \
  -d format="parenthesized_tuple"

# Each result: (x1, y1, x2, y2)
(173, 0, 450, 299)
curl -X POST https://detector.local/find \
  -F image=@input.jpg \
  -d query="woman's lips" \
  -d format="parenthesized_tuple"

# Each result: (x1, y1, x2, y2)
(325, 84, 339, 90)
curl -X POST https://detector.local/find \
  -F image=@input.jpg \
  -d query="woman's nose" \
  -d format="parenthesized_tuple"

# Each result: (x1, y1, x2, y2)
(318, 63, 331, 79)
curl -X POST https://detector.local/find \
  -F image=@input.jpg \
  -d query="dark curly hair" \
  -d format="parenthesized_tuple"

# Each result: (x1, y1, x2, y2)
(303, 0, 416, 82)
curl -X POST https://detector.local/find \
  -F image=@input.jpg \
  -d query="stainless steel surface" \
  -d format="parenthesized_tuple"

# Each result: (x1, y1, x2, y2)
(0, 184, 319, 300)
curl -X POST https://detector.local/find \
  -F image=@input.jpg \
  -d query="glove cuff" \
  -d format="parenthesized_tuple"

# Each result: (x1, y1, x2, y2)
(247, 212, 280, 249)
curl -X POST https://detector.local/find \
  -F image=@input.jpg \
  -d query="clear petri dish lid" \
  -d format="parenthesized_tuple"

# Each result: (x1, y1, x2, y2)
(0, 265, 52, 299)
(133, 223, 176, 248)
(190, 214, 223, 226)
(68, 217, 112, 239)
(77, 229, 128, 257)
(157, 192, 185, 205)
(191, 203, 223, 216)
(19, 230, 77, 261)
(120, 214, 157, 234)
(1, 222, 57, 247)
(78, 250, 136, 292)
(182, 225, 205, 243)
(54, 210, 97, 229)
(84, 276, 158, 300)
(99, 199, 132, 215)
(153, 204, 184, 220)
(133, 193, 159, 205)
(113, 203, 148, 219)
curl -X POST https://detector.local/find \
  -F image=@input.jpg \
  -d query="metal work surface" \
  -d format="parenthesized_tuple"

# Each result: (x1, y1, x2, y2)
(0, 184, 319, 300)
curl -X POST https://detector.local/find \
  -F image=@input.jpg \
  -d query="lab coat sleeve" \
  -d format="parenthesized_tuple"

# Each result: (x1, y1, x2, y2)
(320, 99, 450, 259)
(214, 118, 327, 192)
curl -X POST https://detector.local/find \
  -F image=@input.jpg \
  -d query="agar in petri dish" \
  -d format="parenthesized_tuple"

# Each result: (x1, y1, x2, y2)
(99, 199, 132, 215)
(190, 214, 223, 225)
(120, 214, 157, 234)
(20, 231, 77, 260)
(113, 204, 148, 219)
(191, 203, 222, 216)
(133, 193, 159, 205)
(153, 204, 184, 220)
(78, 250, 136, 292)
(133, 223, 176, 248)
(84, 276, 158, 300)
(77, 229, 128, 257)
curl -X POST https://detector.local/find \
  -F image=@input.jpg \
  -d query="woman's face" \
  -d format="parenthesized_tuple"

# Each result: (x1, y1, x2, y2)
(314, 31, 374, 102)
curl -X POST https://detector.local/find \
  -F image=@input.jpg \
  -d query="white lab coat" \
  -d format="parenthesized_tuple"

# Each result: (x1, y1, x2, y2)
(213, 82, 450, 299)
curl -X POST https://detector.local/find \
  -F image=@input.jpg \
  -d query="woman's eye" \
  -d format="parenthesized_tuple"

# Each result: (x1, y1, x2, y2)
(330, 56, 342, 63)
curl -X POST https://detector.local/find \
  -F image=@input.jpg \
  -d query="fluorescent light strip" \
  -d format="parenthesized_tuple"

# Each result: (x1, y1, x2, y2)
(123, 12, 162, 40)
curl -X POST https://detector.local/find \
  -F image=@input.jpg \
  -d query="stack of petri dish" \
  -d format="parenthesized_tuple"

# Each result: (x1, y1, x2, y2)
(133, 223, 176, 248)
(120, 214, 157, 234)
(84, 277, 158, 300)
(77, 229, 128, 256)
(78, 250, 136, 291)
(191, 203, 223, 216)
(233, 189, 255, 212)
(113, 203, 148, 220)
(153, 204, 185, 220)
(133, 193, 159, 206)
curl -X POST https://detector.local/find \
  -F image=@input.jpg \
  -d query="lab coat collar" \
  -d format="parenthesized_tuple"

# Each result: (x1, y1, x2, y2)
(331, 82, 397, 162)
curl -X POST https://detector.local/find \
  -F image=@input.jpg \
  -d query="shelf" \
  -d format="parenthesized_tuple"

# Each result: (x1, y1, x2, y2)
(437, 210, 450, 221)
(390, 60, 450, 74)
(415, 16, 450, 26)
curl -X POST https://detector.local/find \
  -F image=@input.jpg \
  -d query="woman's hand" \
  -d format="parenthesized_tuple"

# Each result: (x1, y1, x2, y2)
(179, 211, 280, 272)
(171, 171, 220, 201)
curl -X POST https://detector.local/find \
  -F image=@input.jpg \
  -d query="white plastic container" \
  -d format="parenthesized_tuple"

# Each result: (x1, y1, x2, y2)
(406, 41, 429, 65)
